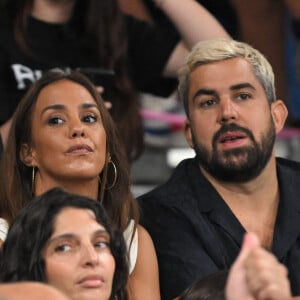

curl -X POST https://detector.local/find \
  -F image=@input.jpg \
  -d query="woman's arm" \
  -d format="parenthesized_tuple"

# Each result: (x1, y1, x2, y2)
(128, 224, 160, 300)
(118, 0, 154, 23)
(151, 0, 230, 76)
(154, 0, 230, 48)
(0, 118, 13, 150)
(284, 0, 300, 19)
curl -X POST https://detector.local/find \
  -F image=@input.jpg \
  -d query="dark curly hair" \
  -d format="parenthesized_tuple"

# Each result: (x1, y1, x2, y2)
(0, 187, 129, 300)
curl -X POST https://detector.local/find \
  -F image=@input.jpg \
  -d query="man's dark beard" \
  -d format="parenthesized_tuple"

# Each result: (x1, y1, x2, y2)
(192, 122, 276, 182)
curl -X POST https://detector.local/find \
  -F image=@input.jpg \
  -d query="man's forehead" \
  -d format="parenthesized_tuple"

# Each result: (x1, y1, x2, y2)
(189, 58, 259, 89)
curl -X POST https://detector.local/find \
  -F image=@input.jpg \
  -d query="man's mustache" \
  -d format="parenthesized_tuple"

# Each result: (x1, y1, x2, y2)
(213, 123, 255, 146)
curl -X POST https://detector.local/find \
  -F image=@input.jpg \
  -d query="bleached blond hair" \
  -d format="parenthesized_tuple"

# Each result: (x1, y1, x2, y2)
(178, 38, 276, 116)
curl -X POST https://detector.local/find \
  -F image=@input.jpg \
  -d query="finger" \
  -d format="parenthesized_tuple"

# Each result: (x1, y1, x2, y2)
(256, 279, 291, 300)
(104, 101, 112, 109)
(96, 86, 104, 93)
(235, 232, 260, 266)
(225, 233, 260, 300)
(245, 249, 290, 299)
(245, 249, 276, 292)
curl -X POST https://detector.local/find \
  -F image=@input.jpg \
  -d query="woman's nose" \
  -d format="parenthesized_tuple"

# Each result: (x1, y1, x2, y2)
(70, 119, 85, 138)
(71, 128, 85, 138)
(82, 245, 99, 267)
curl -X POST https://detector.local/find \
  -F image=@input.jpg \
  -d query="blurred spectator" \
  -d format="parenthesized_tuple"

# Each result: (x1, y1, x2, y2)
(228, 0, 300, 125)
(285, 0, 300, 19)
(0, 0, 229, 162)
(136, 0, 300, 125)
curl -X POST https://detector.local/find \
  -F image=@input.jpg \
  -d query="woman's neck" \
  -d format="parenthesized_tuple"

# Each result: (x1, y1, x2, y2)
(35, 176, 99, 201)
(31, 0, 76, 24)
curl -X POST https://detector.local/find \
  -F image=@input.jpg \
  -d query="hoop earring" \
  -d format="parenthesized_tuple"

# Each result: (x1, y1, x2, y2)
(106, 159, 117, 190)
(32, 166, 36, 196)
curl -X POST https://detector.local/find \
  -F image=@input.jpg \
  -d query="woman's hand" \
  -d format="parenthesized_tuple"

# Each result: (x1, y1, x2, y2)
(0, 118, 13, 149)
(95, 86, 112, 109)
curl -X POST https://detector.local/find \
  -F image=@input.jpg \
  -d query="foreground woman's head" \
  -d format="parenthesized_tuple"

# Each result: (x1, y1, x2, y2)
(0, 187, 129, 300)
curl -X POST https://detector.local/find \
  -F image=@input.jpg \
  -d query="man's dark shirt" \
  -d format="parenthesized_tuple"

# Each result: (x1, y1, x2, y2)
(138, 157, 300, 300)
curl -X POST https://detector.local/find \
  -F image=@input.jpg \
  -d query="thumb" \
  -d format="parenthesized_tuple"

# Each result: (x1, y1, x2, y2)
(235, 232, 260, 266)
(225, 233, 260, 300)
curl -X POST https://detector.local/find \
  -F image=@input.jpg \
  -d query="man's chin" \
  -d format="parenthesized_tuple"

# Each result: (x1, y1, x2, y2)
(217, 151, 251, 168)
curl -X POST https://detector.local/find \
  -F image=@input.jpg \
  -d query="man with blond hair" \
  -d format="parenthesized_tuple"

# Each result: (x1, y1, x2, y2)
(138, 38, 300, 299)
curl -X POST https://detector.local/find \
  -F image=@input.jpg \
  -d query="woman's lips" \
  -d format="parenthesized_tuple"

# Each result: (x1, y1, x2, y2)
(77, 275, 104, 288)
(66, 144, 93, 154)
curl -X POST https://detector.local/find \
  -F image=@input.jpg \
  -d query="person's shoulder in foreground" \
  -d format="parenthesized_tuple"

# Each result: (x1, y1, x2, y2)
(0, 282, 69, 300)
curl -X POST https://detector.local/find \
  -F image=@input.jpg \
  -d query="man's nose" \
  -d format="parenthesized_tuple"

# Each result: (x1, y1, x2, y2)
(218, 97, 238, 124)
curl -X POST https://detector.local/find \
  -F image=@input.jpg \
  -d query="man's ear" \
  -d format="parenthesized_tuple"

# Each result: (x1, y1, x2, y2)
(20, 144, 35, 167)
(271, 100, 288, 134)
(184, 119, 194, 149)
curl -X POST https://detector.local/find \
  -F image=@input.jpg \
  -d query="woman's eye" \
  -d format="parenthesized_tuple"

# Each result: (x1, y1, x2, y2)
(54, 244, 72, 252)
(48, 117, 64, 125)
(94, 241, 110, 249)
(82, 115, 97, 123)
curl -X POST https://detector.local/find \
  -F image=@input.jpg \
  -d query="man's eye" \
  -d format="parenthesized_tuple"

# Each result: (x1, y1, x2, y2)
(48, 117, 64, 125)
(200, 99, 216, 107)
(82, 115, 97, 123)
(237, 93, 251, 100)
(54, 244, 72, 252)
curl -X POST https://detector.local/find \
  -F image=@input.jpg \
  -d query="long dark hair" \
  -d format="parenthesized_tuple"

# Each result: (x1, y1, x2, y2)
(5, 0, 143, 161)
(0, 70, 139, 231)
(0, 187, 129, 300)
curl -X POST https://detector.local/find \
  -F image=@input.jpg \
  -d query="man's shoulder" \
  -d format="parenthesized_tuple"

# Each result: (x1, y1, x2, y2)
(276, 157, 300, 174)
(137, 158, 197, 205)
(276, 157, 300, 201)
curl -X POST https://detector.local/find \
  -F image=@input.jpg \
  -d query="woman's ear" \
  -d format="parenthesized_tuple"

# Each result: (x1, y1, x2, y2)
(20, 144, 35, 166)
(271, 100, 288, 134)
(184, 119, 194, 149)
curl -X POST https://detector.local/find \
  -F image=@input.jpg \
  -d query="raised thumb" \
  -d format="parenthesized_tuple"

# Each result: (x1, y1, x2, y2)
(235, 232, 260, 265)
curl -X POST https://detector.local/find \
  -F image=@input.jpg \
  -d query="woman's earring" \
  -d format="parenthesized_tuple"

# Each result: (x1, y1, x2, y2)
(106, 158, 117, 190)
(32, 166, 36, 196)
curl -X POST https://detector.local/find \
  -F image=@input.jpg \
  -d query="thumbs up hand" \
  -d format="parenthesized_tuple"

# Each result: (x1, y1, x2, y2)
(226, 232, 291, 300)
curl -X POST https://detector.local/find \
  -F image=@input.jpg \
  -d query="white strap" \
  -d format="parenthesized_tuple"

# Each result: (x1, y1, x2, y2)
(123, 219, 138, 274)
(0, 218, 8, 242)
